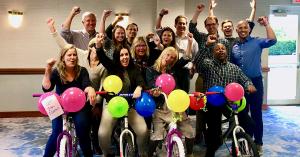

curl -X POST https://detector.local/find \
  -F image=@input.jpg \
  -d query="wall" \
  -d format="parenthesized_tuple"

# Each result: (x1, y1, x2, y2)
(0, 0, 292, 111)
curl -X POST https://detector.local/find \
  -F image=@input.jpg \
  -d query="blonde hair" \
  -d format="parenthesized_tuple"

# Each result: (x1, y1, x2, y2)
(153, 47, 179, 72)
(130, 36, 149, 59)
(56, 44, 81, 84)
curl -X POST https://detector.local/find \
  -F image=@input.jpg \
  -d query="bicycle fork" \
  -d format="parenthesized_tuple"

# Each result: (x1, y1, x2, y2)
(232, 113, 247, 157)
(119, 116, 135, 157)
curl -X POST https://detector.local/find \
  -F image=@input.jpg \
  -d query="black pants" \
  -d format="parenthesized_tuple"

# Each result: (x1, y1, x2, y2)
(91, 103, 103, 154)
(205, 103, 254, 157)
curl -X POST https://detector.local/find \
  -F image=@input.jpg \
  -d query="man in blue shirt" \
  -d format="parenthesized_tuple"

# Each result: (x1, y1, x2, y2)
(231, 16, 277, 154)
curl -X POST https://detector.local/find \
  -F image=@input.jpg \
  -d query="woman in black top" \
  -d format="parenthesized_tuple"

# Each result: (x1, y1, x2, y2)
(95, 33, 148, 157)
(42, 44, 96, 157)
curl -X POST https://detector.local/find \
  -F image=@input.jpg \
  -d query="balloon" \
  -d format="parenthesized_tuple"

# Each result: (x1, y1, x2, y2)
(38, 92, 61, 115)
(135, 92, 156, 117)
(103, 75, 123, 94)
(227, 96, 246, 112)
(107, 96, 129, 118)
(207, 86, 226, 107)
(189, 96, 206, 111)
(61, 87, 86, 112)
(167, 89, 190, 112)
(155, 74, 176, 95)
(225, 82, 244, 101)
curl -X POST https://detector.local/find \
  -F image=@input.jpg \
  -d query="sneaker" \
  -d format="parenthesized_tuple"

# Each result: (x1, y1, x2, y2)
(256, 144, 263, 156)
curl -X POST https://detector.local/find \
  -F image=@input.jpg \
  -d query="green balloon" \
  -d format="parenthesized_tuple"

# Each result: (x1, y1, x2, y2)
(108, 96, 129, 118)
(227, 96, 246, 112)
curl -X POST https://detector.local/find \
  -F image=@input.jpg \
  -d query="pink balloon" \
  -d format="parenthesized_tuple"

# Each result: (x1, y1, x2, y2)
(61, 87, 86, 112)
(155, 74, 176, 95)
(225, 83, 244, 101)
(38, 92, 62, 115)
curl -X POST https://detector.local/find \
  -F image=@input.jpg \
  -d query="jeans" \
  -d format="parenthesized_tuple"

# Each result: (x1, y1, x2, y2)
(43, 104, 93, 157)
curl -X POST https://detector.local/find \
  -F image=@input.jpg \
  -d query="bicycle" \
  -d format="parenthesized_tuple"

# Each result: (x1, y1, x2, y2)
(96, 91, 137, 157)
(221, 100, 259, 157)
(152, 91, 213, 157)
(33, 93, 80, 157)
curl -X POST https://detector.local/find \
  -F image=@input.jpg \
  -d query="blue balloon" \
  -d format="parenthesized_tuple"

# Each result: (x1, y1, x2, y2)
(135, 92, 156, 117)
(207, 86, 226, 107)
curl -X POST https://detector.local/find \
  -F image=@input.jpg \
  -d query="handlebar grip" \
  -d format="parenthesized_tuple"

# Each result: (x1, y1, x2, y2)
(32, 93, 42, 97)
(95, 91, 107, 95)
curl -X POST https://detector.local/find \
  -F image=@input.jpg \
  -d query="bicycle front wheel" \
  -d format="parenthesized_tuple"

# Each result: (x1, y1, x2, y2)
(122, 135, 135, 157)
(169, 136, 185, 157)
(232, 132, 259, 157)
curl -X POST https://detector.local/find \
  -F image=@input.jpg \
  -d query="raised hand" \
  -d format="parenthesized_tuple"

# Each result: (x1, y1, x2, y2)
(206, 34, 217, 46)
(159, 8, 169, 16)
(250, 0, 256, 9)
(196, 4, 205, 13)
(102, 10, 113, 19)
(46, 18, 56, 33)
(71, 6, 81, 16)
(95, 33, 105, 48)
(115, 15, 124, 22)
(257, 16, 269, 26)
(187, 32, 194, 43)
(46, 58, 56, 68)
(146, 32, 155, 42)
(210, 0, 217, 9)
(153, 34, 161, 46)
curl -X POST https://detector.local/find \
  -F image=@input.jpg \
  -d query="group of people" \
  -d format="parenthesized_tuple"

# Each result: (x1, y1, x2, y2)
(41, 0, 277, 157)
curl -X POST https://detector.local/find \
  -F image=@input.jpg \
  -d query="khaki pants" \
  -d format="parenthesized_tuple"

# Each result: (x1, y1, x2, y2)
(98, 106, 148, 156)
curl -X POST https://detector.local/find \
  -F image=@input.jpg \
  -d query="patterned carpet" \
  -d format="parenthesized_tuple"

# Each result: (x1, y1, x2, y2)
(0, 106, 300, 157)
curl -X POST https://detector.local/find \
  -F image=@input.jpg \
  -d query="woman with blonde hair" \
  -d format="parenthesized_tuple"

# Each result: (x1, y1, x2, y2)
(47, 18, 107, 155)
(42, 44, 96, 157)
(146, 46, 195, 157)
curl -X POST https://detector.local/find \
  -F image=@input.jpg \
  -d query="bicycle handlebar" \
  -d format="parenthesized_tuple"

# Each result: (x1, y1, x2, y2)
(95, 91, 133, 97)
(32, 94, 43, 97)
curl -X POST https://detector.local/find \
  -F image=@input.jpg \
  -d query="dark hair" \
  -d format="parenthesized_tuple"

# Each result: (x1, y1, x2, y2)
(126, 23, 138, 31)
(160, 27, 176, 47)
(112, 25, 127, 46)
(175, 15, 187, 25)
(113, 45, 134, 69)
(204, 16, 219, 26)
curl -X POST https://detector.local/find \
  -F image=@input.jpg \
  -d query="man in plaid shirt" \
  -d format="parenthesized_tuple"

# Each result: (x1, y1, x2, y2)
(194, 43, 256, 157)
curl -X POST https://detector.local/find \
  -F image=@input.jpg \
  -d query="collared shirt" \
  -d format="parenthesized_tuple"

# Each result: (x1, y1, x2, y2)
(231, 36, 277, 78)
(195, 49, 252, 91)
(175, 34, 199, 59)
(60, 28, 96, 50)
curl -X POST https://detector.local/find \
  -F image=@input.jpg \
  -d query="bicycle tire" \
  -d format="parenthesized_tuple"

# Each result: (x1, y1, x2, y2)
(58, 135, 70, 157)
(232, 132, 259, 157)
(122, 135, 135, 157)
(169, 136, 185, 157)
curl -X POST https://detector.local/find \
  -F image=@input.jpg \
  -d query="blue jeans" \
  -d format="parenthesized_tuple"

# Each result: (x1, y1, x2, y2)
(43, 104, 93, 157)
(245, 76, 264, 145)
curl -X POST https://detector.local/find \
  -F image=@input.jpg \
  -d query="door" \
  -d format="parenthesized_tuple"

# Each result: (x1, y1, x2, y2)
(267, 5, 300, 105)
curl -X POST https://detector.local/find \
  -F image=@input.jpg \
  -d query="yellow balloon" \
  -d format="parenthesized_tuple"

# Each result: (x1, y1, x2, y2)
(167, 89, 190, 112)
(103, 75, 123, 94)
